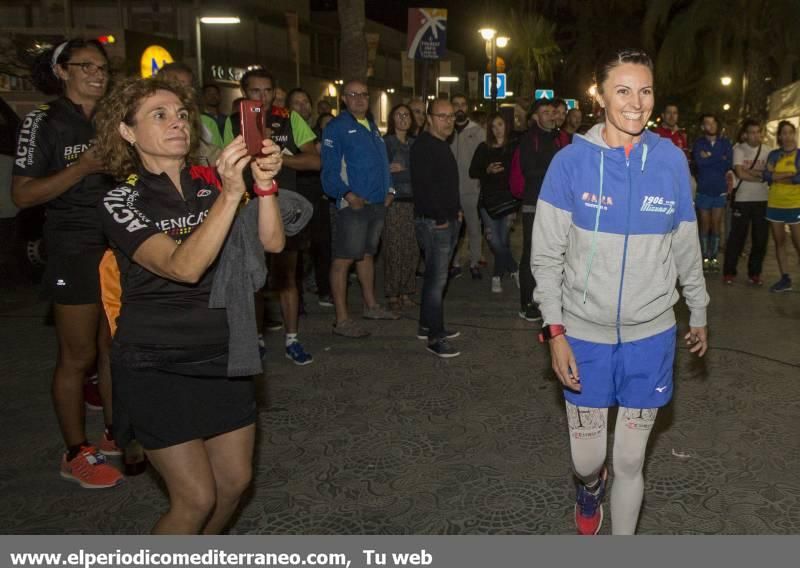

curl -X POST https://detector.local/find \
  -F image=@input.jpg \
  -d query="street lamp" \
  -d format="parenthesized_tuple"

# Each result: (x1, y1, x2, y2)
(195, 15, 241, 86)
(478, 28, 509, 113)
(723, 103, 731, 111)
(436, 76, 460, 97)
(720, 76, 733, 87)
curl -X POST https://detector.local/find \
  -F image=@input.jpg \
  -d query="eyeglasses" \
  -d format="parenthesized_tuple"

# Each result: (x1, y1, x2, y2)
(394, 112, 411, 119)
(345, 91, 369, 99)
(65, 62, 109, 75)
(431, 113, 456, 121)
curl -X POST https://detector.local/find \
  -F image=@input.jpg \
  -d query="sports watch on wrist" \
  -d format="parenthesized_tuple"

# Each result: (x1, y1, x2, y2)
(538, 324, 566, 343)
(253, 180, 278, 197)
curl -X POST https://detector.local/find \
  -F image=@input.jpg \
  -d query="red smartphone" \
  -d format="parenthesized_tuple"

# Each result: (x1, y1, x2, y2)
(240, 100, 265, 156)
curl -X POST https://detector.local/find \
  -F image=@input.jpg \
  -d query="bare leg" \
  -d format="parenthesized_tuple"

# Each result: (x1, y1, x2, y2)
(330, 257, 354, 324)
(772, 222, 788, 274)
(355, 254, 377, 310)
(96, 316, 113, 426)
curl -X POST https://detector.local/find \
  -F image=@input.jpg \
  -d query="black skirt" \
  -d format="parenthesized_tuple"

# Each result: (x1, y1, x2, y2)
(110, 341, 256, 450)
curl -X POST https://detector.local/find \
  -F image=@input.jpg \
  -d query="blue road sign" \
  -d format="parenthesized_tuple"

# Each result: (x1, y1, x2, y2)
(565, 98, 578, 109)
(483, 73, 507, 99)
(535, 89, 554, 100)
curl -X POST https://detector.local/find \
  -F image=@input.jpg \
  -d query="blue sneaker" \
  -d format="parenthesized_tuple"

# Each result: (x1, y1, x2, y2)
(285, 341, 313, 366)
(770, 274, 792, 293)
(575, 468, 607, 535)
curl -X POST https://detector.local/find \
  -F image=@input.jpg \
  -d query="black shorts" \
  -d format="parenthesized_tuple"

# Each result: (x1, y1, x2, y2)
(42, 248, 104, 305)
(110, 342, 256, 450)
(331, 203, 386, 260)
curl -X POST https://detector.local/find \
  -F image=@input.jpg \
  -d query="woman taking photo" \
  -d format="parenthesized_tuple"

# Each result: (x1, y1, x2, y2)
(12, 39, 122, 488)
(469, 113, 519, 294)
(383, 104, 419, 311)
(532, 49, 709, 535)
(94, 77, 284, 534)
(762, 120, 800, 293)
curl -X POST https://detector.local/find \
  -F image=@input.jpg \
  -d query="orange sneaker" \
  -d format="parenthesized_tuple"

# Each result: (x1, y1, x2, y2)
(60, 446, 123, 489)
(98, 431, 122, 457)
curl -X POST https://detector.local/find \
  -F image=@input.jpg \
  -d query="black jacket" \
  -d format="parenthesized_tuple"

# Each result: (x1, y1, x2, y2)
(410, 131, 461, 224)
(518, 123, 565, 206)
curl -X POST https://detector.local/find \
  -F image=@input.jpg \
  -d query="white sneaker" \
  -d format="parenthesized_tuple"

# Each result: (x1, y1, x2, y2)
(491, 276, 502, 293)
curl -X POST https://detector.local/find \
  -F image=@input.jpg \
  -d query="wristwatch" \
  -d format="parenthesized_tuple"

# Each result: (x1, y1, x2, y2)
(538, 324, 566, 343)
(253, 180, 278, 197)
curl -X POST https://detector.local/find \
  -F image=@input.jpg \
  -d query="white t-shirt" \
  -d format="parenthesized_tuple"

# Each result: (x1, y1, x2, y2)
(733, 142, 772, 202)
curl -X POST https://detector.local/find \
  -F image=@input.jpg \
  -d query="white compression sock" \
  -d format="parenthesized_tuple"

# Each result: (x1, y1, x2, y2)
(285, 333, 298, 347)
(566, 401, 608, 483)
(609, 407, 657, 535)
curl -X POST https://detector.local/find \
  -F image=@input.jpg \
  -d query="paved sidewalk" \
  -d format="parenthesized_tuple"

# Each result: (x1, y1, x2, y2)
(1, 232, 799, 534)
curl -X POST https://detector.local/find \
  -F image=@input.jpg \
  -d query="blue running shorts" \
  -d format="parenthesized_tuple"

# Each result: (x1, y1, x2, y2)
(695, 193, 727, 210)
(564, 326, 677, 409)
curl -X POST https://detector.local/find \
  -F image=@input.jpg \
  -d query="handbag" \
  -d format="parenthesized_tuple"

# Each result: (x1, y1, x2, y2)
(483, 190, 521, 219)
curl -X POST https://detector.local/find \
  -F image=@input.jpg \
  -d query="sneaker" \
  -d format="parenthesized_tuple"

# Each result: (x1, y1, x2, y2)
(98, 431, 122, 457)
(60, 446, 124, 489)
(265, 319, 283, 331)
(702, 259, 711, 272)
(332, 318, 371, 338)
(491, 276, 502, 293)
(257, 334, 267, 360)
(710, 258, 720, 272)
(770, 274, 793, 293)
(470, 266, 482, 280)
(448, 266, 463, 280)
(426, 338, 461, 358)
(318, 295, 334, 308)
(83, 374, 102, 412)
(723, 275, 735, 285)
(575, 468, 607, 535)
(510, 271, 520, 289)
(417, 327, 461, 340)
(285, 341, 313, 366)
(748, 275, 763, 286)
(363, 304, 400, 320)
(518, 304, 543, 322)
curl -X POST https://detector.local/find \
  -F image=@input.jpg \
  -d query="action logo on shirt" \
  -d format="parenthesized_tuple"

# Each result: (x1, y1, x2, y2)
(103, 185, 150, 233)
(15, 108, 47, 169)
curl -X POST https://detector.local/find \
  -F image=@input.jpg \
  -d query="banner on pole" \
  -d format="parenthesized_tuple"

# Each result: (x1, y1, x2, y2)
(407, 8, 447, 60)
(401, 51, 415, 89)
(366, 33, 380, 78)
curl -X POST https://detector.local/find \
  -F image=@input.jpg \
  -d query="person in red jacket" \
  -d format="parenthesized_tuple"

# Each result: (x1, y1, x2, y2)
(652, 102, 688, 153)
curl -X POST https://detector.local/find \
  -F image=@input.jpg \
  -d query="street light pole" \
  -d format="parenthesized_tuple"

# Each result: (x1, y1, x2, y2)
(195, 17, 203, 86)
(490, 39, 497, 114)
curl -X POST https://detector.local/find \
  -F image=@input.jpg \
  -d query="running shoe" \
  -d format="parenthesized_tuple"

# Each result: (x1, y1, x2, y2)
(748, 275, 763, 286)
(318, 295, 334, 308)
(491, 276, 502, 293)
(417, 327, 461, 340)
(60, 446, 123, 489)
(710, 258, 720, 272)
(285, 341, 313, 366)
(83, 374, 102, 411)
(363, 304, 400, 320)
(518, 304, 543, 322)
(98, 431, 122, 457)
(702, 259, 711, 273)
(332, 318, 371, 338)
(770, 274, 793, 293)
(426, 339, 461, 359)
(723, 275, 735, 285)
(575, 468, 607, 535)
(448, 266, 463, 280)
(258, 334, 266, 360)
(264, 320, 283, 331)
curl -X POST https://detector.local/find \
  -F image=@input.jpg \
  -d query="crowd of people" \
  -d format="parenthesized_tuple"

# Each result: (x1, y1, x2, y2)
(7, 36, 799, 536)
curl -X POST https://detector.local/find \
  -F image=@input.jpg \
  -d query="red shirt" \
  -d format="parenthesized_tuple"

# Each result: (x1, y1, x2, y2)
(653, 125, 687, 151)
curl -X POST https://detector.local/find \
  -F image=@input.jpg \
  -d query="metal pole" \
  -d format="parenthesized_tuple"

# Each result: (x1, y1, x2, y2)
(490, 40, 497, 114)
(195, 17, 203, 86)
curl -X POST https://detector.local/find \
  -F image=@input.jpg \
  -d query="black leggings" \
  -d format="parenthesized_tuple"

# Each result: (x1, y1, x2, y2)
(723, 201, 768, 277)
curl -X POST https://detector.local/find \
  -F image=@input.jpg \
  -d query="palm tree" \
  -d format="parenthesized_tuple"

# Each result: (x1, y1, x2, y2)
(337, 0, 367, 82)
(507, 9, 561, 109)
(643, 0, 800, 119)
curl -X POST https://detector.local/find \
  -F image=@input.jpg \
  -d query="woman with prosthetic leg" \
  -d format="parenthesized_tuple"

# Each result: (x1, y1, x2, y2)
(532, 49, 710, 535)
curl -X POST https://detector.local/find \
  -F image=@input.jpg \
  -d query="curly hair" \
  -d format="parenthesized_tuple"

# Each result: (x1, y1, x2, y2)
(94, 77, 200, 179)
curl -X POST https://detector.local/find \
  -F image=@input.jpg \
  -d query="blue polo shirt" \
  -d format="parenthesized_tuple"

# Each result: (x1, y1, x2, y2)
(692, 136, 733, 196)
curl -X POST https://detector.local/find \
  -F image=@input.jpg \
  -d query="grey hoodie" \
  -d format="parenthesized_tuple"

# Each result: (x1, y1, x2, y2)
(532, 124, 709, 344)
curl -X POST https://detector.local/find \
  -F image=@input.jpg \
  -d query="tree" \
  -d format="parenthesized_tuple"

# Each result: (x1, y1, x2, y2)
(337, 0, 367, 82)
(507, 9, 560, 110)
(643, 0, 800, 120)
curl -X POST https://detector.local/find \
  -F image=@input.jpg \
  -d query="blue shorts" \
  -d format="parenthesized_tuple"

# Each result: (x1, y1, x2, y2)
(564, 326, 677, 409)
(331, 203, 386, 260)
(695, 193, 727, 210)
(766, 207, 800, 224)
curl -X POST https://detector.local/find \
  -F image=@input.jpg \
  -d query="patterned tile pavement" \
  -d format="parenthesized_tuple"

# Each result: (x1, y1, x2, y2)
(0, 233, 798, 534)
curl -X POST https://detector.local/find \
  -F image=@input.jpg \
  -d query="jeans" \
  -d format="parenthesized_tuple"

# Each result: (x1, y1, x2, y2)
(415, 218, 460, 341)
(519, 211, 537, 309)
(723, 201, 769, 277)
(479, 208, 518, 277)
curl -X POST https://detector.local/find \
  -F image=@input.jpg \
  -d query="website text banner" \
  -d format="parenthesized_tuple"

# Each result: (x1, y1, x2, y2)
(0, 535, 793, 568)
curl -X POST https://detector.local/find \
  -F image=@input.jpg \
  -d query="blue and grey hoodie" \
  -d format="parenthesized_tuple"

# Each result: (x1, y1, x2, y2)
(532, 124, 709, 344)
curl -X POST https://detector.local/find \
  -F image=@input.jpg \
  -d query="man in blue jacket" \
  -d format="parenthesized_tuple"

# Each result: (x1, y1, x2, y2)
(321, 79, 398, 338)
(691, 114, 733, 272)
